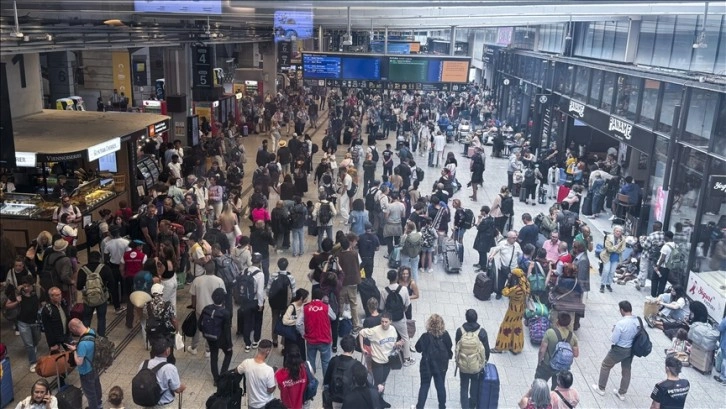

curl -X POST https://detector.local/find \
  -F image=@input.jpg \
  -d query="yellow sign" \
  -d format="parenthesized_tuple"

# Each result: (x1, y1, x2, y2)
(112, 51, 133, 102)
(195, 106, 211, 123)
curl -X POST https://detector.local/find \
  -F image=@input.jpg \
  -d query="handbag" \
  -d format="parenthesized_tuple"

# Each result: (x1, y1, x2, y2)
(274, 319, 299, 341)
(388, 349, 404, 370)
(36, 350, 75, 378)
(529, 262, 547, 293)
(407, 319, 416, 338)
(174, 333, 184, 350)
(525, 296, 550, 319)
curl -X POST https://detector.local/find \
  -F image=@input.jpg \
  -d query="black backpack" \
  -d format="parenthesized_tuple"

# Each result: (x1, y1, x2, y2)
(132, 360, 169, 407)
(500, 195, 514, 216)
(384, 286, 405, 321)
(199, 304, 225, 341)
(330, 357, 356, 401)
(215, 255, 239, 289)
(347, 183, 358, 198)
(560, 210, 578, 237)
(237, 268, 260, 311)
(84, 221, 102, 247)
(290, 204, 306, 229)
(268, 273, 292, 310)
(318, 202, 333, 225)
(632, 317, 653, 357)
(416, 167, 424, 182)
(370, 147, 379, 162)
(524, 168, 535, 184)
(145, 303, 172, 339)
(365, 188, 379, 212)
(461, 209, 475, 230)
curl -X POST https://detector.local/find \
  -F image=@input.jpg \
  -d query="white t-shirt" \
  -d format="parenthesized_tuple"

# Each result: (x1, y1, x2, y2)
(659, 242, 674, 265)
(189, 275, 225, 312)
(434, 134, 446, 151)
(236, 359, 276, 408)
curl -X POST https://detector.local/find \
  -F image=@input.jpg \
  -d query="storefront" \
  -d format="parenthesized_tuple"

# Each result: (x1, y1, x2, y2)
(0, 110, 169, 250)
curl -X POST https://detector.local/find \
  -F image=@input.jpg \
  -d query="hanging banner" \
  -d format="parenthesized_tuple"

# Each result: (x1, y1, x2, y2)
(112, 51, 133, 102)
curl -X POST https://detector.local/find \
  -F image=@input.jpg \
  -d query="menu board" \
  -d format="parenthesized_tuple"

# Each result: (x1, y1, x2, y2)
(302, 53, 470, 85)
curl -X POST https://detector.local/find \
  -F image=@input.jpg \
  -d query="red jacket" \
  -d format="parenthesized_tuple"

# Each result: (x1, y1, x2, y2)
(303, 300, 332, 345)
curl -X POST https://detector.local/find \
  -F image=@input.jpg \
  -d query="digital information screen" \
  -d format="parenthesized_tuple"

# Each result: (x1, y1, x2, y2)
(135, 0, 221, 14)
(341, 57, 382, 80)
(274, 10, 314, 42)
(388, 57, 469, 83)
(302, 54, 341, 79)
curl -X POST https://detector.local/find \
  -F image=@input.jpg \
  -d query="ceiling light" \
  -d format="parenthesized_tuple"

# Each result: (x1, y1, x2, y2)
(104, 19, 125, 27)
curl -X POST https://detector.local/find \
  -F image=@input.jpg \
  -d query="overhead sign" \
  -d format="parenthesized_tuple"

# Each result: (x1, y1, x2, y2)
(87, 137, 121, 162)
(278, 41, 292, 71)
(687, 273, 726, 322)
(193, 46, 213, 88)
(112, 51, 133, 102)
(708, 175, 726, 197)
(15, 152, 37, 168)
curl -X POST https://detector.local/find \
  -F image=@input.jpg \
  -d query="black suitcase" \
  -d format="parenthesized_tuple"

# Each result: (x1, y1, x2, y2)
(519, 187, 527, 202)
(206, 370, 245, 409)
(443, 238, 462, 273)
(474, 273, 493, 301)
(581, 194, 593, 216)
(55, 352, 83, 409)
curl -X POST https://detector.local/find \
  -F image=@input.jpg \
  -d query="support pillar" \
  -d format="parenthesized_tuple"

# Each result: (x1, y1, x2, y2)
(261, 41, 277, 98)
(384, 27, 389, 54)
(46, 51, 75, 106)
(318, 25, 324, 52)
(163, 44, 193, 142)
(449, 26, 456, 56)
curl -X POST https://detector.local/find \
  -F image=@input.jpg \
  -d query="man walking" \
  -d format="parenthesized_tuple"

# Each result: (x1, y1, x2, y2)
(189, 260, 225, 356)
(338, 238, 361, 330)
(534, 312, 579, 390)
(455, 309, 490, 409)
(652, 231, 675, 298)
(235, 339, 276, 409)
(297, 288, 336, 375)
(592, 300, 640, 401)
(67, 319, 103, 409)
(313, 192, 337, 252)
(380, 269, 415, 367)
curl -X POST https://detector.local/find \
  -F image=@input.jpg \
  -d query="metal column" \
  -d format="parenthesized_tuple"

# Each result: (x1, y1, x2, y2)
(450, 26, 456, 56)
(384, 27, 388, 54)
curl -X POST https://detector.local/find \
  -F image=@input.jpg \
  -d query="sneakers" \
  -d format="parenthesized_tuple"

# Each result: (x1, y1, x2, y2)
(608, 215, 616, 221)
(403, 358, 416, 367)
(600, 286, 605, 293)
(591, 384, 605, 396)
(606, 285, 613, 292)
(713, 375, 726, 384)
(612, 389, 626, 401)
(245, 345, 251, 352)
(116, 306, 127, 315)
(251, 342, 259, 349)
(29, 363, 36, 373)
(205, 351, 211, 358)
(187, 347, 198, 355)
(419, 268, 425, 276)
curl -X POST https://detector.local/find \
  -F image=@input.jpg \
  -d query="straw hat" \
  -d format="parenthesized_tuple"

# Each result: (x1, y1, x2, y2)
(129, 291, 152, 308)
(279, 140, 287, 147)
(53, 239, 68, 252)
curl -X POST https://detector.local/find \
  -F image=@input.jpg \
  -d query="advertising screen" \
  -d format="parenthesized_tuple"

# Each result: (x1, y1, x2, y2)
(274, 10, 314, 42)
(134, 0, 221, 14)
(341, 57, 382, 80)
(303, 54, 341, 79)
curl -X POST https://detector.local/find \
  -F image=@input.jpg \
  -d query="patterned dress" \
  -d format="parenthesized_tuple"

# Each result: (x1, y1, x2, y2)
(495, 282, 530, 353)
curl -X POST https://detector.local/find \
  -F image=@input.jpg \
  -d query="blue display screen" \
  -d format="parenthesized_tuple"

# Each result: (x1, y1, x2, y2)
(303, 54, 341, 79)
(274, 10, 314, 42)
(134, 0, 221, 14)
(342, 57, 381, 80)
(426, 60, 443, 83)
(370, 42, 411, 54)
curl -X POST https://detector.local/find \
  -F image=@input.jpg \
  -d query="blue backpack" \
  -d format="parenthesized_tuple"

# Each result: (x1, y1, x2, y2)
(549, 327, 574, 371)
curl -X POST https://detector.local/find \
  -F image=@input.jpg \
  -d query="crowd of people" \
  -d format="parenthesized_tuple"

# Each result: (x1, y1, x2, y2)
(1, 81, 717, 409)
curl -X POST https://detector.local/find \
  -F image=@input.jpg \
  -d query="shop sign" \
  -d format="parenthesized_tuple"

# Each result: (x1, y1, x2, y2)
(568, 100, 585, 118)
(15, 152, 36, 167)
(154, 121, 168, 134)
(87, 137, 121, 162)
(608, 116, 633, 140)
(709, 175, 726, 197)
(687, 273, 726, 321)
(39, 152, 84, 162)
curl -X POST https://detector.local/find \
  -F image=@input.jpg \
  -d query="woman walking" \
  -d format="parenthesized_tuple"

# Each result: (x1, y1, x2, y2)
(492, 268, 530, 354)
(414, 314, 453, 409)
(274, 344, 310, 409)
(599, 225, 626, 293)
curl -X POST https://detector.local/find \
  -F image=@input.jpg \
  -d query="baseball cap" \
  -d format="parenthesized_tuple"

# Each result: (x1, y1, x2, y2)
(151, 283, 164, 296)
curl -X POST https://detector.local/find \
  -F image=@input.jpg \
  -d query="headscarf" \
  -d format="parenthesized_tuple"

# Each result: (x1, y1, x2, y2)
(511, 267, 530, 295)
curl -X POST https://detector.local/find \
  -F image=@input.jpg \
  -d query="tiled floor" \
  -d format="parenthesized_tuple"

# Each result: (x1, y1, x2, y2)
(2, 108, 725, 409)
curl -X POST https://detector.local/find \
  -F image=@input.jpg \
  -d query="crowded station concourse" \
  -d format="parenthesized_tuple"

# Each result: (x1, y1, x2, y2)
(1, 1, 725, 409)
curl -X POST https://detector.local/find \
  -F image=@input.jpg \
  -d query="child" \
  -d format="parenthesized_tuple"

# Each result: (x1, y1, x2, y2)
(665, 328, 691, 367)
(108, 385, 125, 409)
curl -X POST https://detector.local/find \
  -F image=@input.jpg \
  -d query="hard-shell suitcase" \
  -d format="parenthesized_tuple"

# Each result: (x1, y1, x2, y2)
(581, 194, 593, 216)
(689, 344, 714, 375)
(242, 125, 249, 136)
(0, 357, 13, 408)
(474, 273, 493, 301)
(443, 238, 462, 273)
(477, 363, 500, 409)
(56, 354, 82, 409)
(519, 187, 528, 202)
(528, 316, 550, 345)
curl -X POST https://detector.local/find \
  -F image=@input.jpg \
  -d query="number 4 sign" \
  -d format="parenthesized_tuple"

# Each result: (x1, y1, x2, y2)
(194, 46, 212, 88)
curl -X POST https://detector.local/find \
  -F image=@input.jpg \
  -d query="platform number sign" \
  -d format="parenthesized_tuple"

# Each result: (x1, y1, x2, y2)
(193, 46, 213, 88)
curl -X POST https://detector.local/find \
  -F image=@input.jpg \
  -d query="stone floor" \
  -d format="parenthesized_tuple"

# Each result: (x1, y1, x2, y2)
(2, 108, 725, 409)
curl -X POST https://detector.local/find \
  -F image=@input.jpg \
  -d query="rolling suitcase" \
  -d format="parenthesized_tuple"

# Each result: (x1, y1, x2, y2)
(477, 363, 500, 409)
(388, 246, 401, 269)
(689, 344, 714, 375)
(527, 316, 550, 345)
(55, 354, 83, 409)
(0, 357, 13, 408)
(581, 194, 593, 216)
(519, 186, 527, 202)
(473, 273, 493, 301)
(538, 186, 547, 204)
(443, 238, 462, 273)
(206, 370, 245, 409)
(242, 125, 249, 136)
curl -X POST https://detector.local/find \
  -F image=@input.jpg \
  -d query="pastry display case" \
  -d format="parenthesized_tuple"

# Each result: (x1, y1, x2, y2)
(0, 192, 46, 218)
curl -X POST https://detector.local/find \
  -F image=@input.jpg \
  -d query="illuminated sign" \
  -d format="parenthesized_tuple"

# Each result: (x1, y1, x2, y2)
(87, 137, 121, 162)
(15, 152, 37, 168)
(608, 116, 633, 140)
(568, 100, 585, 118)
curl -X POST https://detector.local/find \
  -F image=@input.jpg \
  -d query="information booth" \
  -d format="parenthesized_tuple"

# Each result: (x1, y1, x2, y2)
(0, 110, 169, 250)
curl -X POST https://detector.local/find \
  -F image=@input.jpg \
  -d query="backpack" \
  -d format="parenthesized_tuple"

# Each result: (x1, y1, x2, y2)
(428, 335, 450, 371)
(632, 317, 653, 357)
(559, 210, 578, 237)
(132, 360, 169, 407)
(500, 195, 514, 216)
(549, 328, 574, 371)
(81, 265, 108, 307)
(268, 273, 292, 310)
(290, 204, 306, 229)
(524, 168, 535, 184)
(456, 327, 486, 374)
(199, 304, 225, 340)
(421, 226, 437, 248)
(401, 232, 423, 258)
(416, 167, 424, 182)
(347, 182, 358, 198)
(237, 268, 260, 311)
(145, 303, 171, 339)
(461, 209, 475, 230)
(365, 188, 379, 212)
(664, 242, 687, 272)
(384, 286, 405, 321)
(370, 146, 379, 162)
(330, 357, 356, 401)
(303, 361, 319, 402)
(318, 202, 333, 225)
(215, 255, 240, 288)
(84, 221, 102, 247)
(648, 242, 664, 262)
(79, 332, 116, 375)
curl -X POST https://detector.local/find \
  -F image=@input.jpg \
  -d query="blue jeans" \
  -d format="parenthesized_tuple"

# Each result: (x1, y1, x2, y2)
(592, 193, 604, 215)
(17, 321, 40, 364)
(601, 260, 618, 286)
(306, 342, 332, 376)
(317, 225, 333, 251)
(80, 370, 103, 409)
(83, 302, 108, 337)
(401, 255, 420, 281)
(720, 348, 726, 380)
(292, 227, 305, 256)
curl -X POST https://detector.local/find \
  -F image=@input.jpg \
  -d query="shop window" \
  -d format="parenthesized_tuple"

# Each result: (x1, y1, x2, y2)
(639, 80, 660, 130)
(591, 22, 606, 59)
(696, 158, 726, 273)
(573, 67, 590, 102)
(615, 75, 641, 121)
(657, 83, 683, 134)
(600, 72, 616, 112)
(669, 148, 706, 269)
(601, 22, 616, 60)
(682, 89, 718, 148)
(588, 70, 603, 106)
(711, 95, 726, 157)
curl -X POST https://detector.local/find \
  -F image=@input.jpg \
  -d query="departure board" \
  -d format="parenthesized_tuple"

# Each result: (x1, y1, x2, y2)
(303, 54, 342, 79)
(341, 57, 382, 80)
